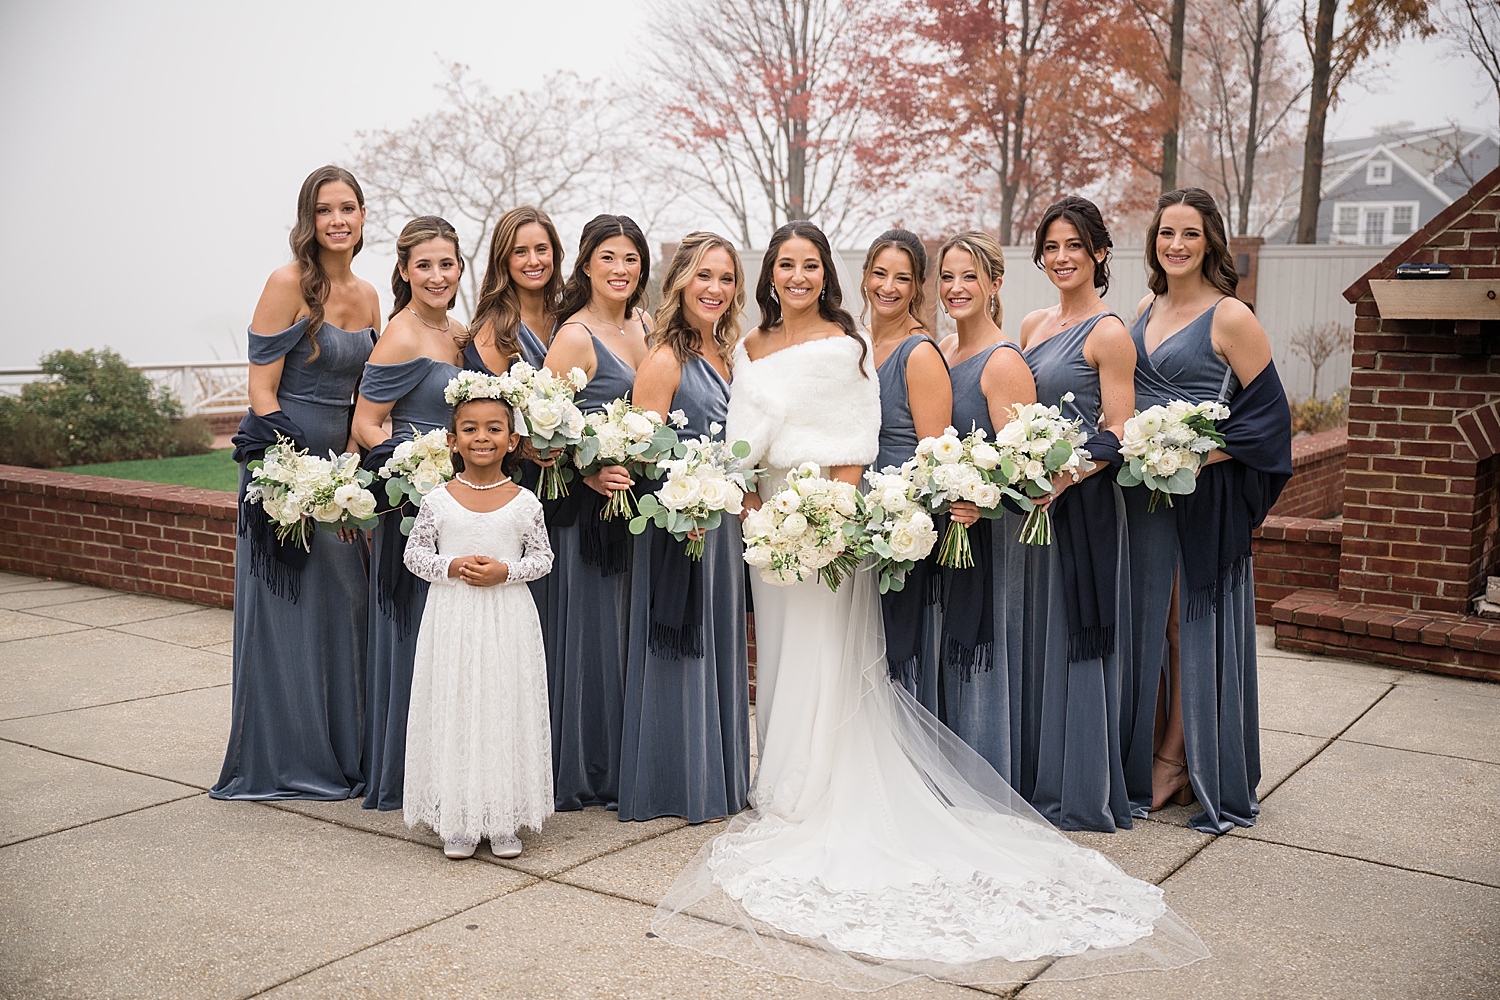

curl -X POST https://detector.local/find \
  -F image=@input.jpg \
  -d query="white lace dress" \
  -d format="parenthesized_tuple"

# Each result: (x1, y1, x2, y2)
(402, 484, 554, 846)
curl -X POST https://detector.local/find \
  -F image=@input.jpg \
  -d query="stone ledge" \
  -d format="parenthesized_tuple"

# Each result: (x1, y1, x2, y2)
(1255, 514, 1344, 546)
(0, 465, 236, 518)
(1271, 588, 1500, 682)
(1289, 426, 1348, 468)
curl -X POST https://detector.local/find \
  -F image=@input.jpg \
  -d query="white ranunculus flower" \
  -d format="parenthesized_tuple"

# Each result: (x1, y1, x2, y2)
(780, 511, 809, 538)
(623, 411, 656, 439)
(914, 437, 936, 458)
(567, 367, 588, 390)
(393, 439, 418, 465)
(772, 489, 801, 514)
(561, 405, 586, 439)
(931, 435, 964, 463)
(832, 487, 858, 516)
(659, 474, 703, 510)
(880, 486, 911, 512)
(970, 443, 1000, 470)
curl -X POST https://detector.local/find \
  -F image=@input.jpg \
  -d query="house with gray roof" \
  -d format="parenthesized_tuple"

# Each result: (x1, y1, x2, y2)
(1270, 123, 1498, 245)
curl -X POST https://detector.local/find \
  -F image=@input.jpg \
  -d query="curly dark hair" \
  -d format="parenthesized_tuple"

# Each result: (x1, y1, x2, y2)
(1031, 195, 1114, 295)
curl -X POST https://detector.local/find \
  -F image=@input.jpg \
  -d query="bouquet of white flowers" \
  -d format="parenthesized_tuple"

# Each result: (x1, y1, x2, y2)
(741, 463, 862, 591)
(504, 362, 589, 499)
(574, 398, 681, 519)
(906, 426, 1030, 568)
(629, 422, 760, 560)
(992, 394, 1093, 545)
(377, 426, 454, 535)
(1117, 400, 1230, 511)
(245, 435, 379, 550)
(857, 467, 941, 592)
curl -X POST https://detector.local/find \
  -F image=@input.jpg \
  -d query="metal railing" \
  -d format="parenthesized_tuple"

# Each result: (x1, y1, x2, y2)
(0, 361, 250, 416)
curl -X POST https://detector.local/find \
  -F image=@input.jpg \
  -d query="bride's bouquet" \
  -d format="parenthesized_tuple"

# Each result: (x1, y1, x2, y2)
(573, 398, 680, 519)
(245, 435, 379, 550)
(453, 363, 588, 501)
(1117, 400, 1229, 511)
(993, 395, 1093, 545)
(377, 426, 453, 535)
(742, 463, 862, 591)
(857, 467, 940, 593)
(629, 423, 760, 560)
(906, 427, 1028, 568)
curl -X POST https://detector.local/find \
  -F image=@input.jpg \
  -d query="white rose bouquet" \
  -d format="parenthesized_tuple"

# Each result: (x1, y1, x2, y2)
(856, 468, 941, 593)
(992, 394, 1093, 545)
(629, 422, 761, 560)
(377, 426, 454, 535)
(573, 398, 681, 519)
(741, 463, 862, 591)
(245, 435, 379, 550)
(906, 426, 1031, 568)
(1117, 400, 1230, 511)
(476, 362, 588, 501)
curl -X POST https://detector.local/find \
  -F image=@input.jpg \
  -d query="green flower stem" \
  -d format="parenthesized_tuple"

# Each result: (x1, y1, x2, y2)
(938, 520, 974, 569)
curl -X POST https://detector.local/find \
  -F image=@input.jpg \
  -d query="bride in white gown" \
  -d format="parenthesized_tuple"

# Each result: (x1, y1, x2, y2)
(652, 223, 1209, 991)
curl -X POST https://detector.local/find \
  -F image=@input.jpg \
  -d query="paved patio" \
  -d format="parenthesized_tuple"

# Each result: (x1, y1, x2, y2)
(1, 569, 1496, 999)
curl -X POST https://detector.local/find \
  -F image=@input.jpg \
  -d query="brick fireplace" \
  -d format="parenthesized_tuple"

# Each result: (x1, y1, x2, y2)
(1272, 164, 1500, 682)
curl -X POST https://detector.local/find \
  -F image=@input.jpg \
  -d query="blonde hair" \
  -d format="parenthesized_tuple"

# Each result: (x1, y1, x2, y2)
(651, 232, 745, 372)
(937, 230, 1006, 327)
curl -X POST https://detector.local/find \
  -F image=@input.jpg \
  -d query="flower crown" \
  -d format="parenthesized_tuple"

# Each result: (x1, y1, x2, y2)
(443, 372, 529, 435)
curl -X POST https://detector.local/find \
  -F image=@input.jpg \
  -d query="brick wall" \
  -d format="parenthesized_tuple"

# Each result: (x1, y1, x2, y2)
(1251, 515, 1343, 624)
(0, 466, 236, 608)
(1269, 427, 1347, 519)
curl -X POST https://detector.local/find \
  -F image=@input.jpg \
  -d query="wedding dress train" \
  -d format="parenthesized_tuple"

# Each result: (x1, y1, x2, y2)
(653, 500, 1208, 990)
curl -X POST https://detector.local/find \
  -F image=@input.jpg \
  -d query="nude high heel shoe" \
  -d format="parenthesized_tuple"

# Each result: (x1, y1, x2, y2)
(1152, 753, 1195, 810)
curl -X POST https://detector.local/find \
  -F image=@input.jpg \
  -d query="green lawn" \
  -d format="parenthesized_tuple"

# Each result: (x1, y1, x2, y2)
(60, 449, 239, 492)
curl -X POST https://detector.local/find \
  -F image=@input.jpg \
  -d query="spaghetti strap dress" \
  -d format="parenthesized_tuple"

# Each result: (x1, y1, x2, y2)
(618, 356, 750, 822)
(872, 334, 946, 715)
(547, 331, 638, 811)
(1022, 314, 1135, 832)
(359, 355, 460, 811)
(942, 340, 1031, 788)
(1124, 298, 1261, 833)
(211, 319, 372, 800)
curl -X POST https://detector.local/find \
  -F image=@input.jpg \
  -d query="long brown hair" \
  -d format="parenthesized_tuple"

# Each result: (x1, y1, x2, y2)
(1145, 188, 1241, 297)
(467, 206, 565, 363)
(755, 221, 866, 375)
(937, 230, 1006, 327)
(389, 216, 463, 320)
(859, 229, 928, 331)
(652, 232, 745, 372)
(1031, 195, 1114, 295)
(289, 165, 366, 362)
(558, 215, 651, 323)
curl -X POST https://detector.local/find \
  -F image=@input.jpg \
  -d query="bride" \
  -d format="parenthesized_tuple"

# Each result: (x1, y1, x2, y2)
(651, 222, 1209, 991)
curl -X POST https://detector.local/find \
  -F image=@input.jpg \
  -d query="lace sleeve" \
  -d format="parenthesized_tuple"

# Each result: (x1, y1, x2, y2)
(505, 501, 554, 584)
(402, 497, 452, 584)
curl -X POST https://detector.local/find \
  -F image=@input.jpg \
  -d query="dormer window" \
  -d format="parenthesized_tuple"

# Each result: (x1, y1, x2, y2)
(1367, 160, 1392, 185)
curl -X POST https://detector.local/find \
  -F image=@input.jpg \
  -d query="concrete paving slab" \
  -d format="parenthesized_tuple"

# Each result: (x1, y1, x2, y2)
(27, 591, 197, 626)
(1255, 728, 1328, 794)
(0, 582, 115, 610)
(271, 797, 442, 851)
(0, 608, 89, 642)
(1019, 838, 1500, 999)
(0, 739, 197, 846)
(260, 878, 982, 1000)
(0, 629, 230, 720)
(203, 639, 233, 656)
(1256, 649, 1409, 685)
(557, 820, 724, 905)
(0, 574, 82, 594)
(1256, 658, 1392, 738)
(112, 607, 234, 648)
(1231, 740, 1500, 886)
(1343, 683, 1500, 764)
(0, 796, 535, 1000)
(1396, 667, 1500, 699)
(0, 685, 231, 788)
(1065, 823, 1212, 884)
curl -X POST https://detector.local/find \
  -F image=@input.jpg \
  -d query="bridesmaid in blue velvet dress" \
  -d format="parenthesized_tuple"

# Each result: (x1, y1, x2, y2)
(859, 229, 952, 716)
(1017, 197, 1139, 833)
(461, 206, 565, 620)
(619, 232, 751, 823)
(933, 231, 1037, 787)
(351, 217, 466, 811)
(1123, 188, 1289, 833)
(539, 215, 653, 812)
(213, 166, 381, 802)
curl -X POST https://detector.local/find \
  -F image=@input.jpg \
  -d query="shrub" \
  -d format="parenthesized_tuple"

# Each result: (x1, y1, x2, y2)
(1290, 388, 1348, 436)
(0, 349, 213, 467)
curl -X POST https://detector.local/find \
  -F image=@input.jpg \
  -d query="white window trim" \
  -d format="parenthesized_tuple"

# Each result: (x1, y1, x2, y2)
(1366, 160, 1393, 185)
(1330, 201, 1421, 245)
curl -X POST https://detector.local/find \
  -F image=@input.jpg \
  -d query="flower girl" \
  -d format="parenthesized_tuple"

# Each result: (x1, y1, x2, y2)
(402, 379, 555, 859)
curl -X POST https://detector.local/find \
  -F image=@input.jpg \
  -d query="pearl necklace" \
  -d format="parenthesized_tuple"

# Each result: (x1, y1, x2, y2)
(455, 474, 510, 491)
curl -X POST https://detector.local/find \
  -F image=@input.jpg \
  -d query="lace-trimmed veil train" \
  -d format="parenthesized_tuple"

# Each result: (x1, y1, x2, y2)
(650, 334, 1209, 991)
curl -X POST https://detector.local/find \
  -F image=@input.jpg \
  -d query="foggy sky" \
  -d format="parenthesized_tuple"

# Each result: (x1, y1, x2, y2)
(0, 0, 1492, 367)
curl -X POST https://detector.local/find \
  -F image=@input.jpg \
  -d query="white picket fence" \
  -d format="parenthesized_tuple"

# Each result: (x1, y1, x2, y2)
(0, 361, 249, 417)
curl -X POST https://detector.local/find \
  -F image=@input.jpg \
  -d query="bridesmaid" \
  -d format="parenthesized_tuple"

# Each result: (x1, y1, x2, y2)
(541, 214, 653, 811)
(1124, 188, 1291, 832)
(1017, 196, 1138, 833)
(464, 205, 564, 373)
(212, 165, 380, 801)
(934, 231, 1037, 786)
(860, 229, 951, 715)
(618, 232, 751, 823)
(352, 216, 466, 811)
